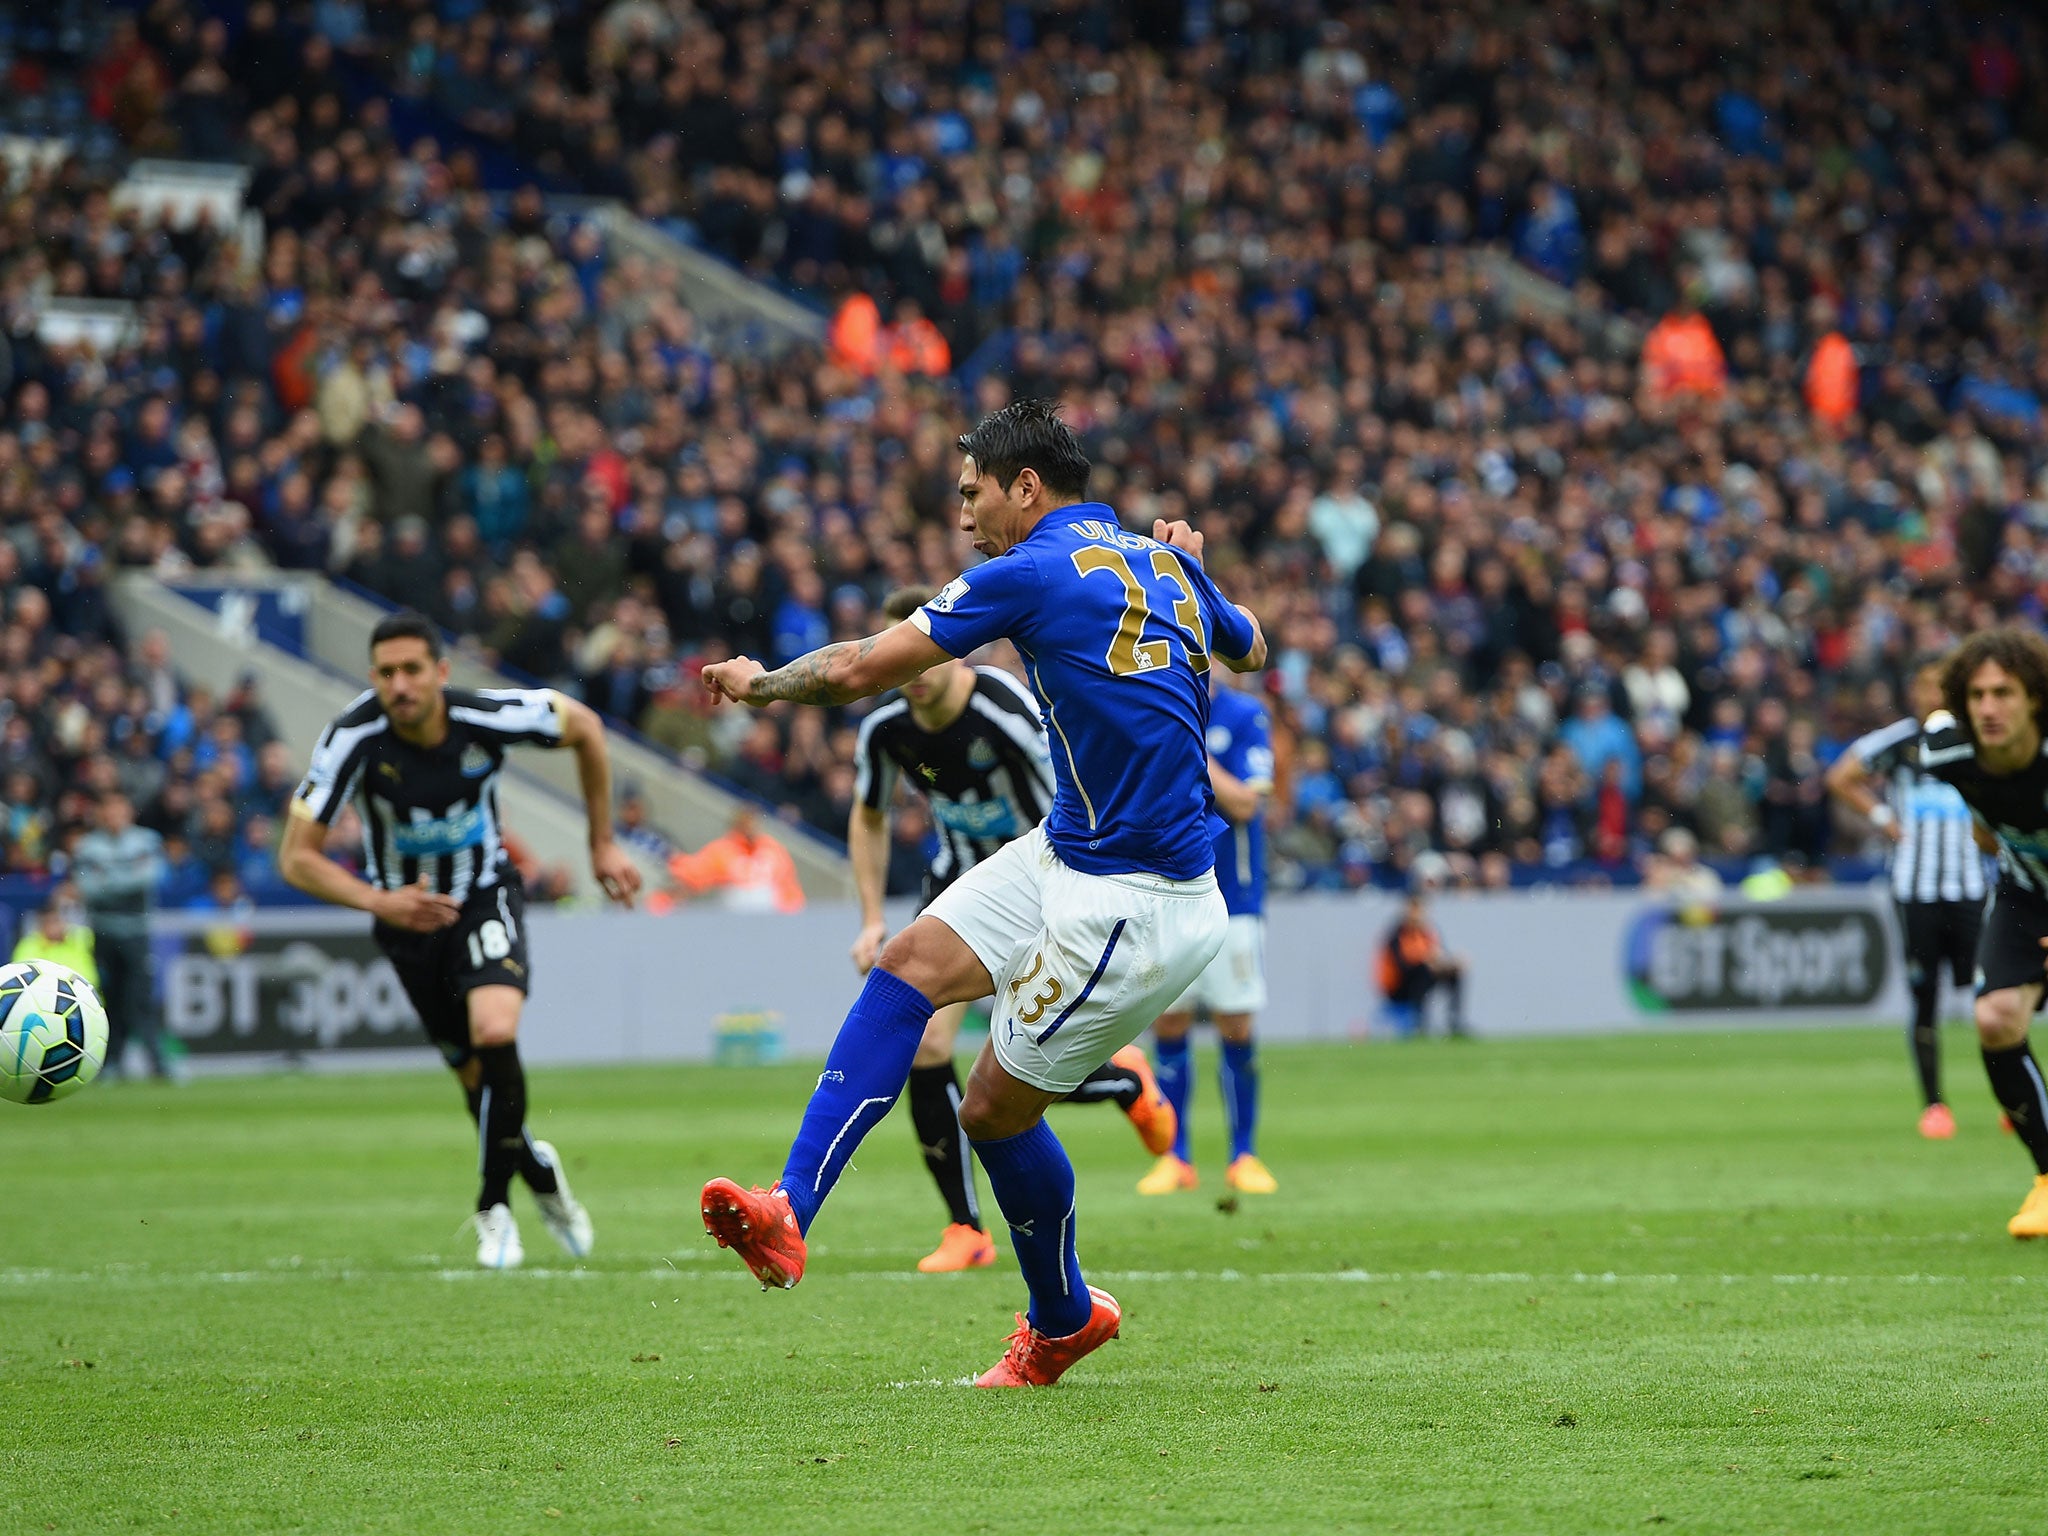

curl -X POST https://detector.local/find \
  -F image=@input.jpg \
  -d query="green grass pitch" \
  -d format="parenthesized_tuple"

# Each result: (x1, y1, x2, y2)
(4, 1027, 2047, 1534)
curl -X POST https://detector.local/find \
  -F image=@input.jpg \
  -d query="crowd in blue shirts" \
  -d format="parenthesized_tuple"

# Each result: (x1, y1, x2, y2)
(3, 0, 2047, 898)
(0, 606, 305, 910)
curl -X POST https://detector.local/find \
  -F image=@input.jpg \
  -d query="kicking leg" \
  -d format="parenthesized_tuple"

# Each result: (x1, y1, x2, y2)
(702, 916, 990, 1288)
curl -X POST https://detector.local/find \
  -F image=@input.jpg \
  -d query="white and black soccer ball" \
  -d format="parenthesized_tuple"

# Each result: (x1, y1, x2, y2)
(0, 960, 111, 1105)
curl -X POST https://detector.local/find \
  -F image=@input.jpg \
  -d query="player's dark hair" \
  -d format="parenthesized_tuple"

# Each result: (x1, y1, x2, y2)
(1940, 626, 2048, 740)
(369, 610, 443, 660)
(882, 584, 936, 622)
(956, 399, 1091, 499)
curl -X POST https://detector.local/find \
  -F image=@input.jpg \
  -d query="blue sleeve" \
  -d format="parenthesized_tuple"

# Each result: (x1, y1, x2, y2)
(1174, 550, 1256, 661)
(912, 553, 1038, 657)
(1233, 701, 1275, 787)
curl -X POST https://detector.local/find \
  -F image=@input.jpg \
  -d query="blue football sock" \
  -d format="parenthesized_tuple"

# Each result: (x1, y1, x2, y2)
(970, 1120, 1091, 1338)
(1220, 1039, 1259, 1161)
(776, 968, 932, 1234)
(1155, 1034, 1192, 1162)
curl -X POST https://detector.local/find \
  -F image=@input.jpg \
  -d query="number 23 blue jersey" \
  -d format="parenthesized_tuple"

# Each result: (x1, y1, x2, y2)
(912, 505, 1259, 881)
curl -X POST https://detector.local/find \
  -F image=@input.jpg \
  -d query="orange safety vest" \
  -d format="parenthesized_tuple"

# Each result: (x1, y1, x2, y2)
(1641, 312, 1727, 402)
(1805, 331, 1857, 426)
(1377, 923, 1439, 996)
(828, 294, 882, 376)
(664, 832, 806, 914)
(883, 317, 951, 376)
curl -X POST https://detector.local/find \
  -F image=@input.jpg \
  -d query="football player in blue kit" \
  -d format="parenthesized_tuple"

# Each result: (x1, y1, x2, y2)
(1139, 675, 1278, 1196)
(696, 399, 1266, 1386)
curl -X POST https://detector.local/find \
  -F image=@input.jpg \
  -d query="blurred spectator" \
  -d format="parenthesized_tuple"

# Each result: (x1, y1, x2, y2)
(498, 829, 574, 907)
(1805, 330, 1859, 432)
(72, 791, 175, 1080)
(189, 866, 255, 922)
(659, 808, 805, 915)
(886, 799, 935, 897)
(1377, 894, 1469, 1039)
(3, 0, 2047, 904)
(1644, 829, 1727, 905)
(1641, 287, 1728, 406)
(614, 787, 672, 862)
(10, 889, 99, 988)
(1561, 690, 1643, 807)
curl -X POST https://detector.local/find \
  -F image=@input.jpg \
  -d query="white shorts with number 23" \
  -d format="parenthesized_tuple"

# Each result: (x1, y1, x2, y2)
(924, 826, 1228, 1093)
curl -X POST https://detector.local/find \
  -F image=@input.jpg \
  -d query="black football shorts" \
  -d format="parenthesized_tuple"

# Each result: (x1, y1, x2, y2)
(374, 877, 531, 1065)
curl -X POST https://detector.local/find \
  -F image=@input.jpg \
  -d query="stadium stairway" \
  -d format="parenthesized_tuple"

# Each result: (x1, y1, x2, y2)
(109, 572, 855, 905)
(576, 199, 824, 359)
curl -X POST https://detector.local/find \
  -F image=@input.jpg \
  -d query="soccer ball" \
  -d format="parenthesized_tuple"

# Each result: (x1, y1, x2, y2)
(0, 960, 111, 1105)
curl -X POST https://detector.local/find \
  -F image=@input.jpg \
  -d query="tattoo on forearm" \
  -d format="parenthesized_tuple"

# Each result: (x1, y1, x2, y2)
(748, 635, 882, 706)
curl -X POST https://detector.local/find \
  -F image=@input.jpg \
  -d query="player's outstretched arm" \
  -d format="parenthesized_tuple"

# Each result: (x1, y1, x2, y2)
(277, 811, 460, 932)
(555, 694, 643, 906)
(702, 620, 951, 709)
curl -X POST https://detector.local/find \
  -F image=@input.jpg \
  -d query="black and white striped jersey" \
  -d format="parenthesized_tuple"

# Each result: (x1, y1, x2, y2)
(854, 667, 1054, 887)
(1849, 716, 1988, 904)
(1916, 711, 2048, 900)
(290, 687, 565, 902)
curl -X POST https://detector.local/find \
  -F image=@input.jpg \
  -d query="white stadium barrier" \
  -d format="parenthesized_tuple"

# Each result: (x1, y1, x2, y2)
(154, 885, 1911, 1072)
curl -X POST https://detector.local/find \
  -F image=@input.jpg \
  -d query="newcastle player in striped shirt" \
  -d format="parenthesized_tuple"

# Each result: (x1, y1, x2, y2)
(278, 611, 642, 1268)
(1878, 627, 2048, 1239)
(850, 586, 1178, 1274)
(1828, 658, 1989, 1139)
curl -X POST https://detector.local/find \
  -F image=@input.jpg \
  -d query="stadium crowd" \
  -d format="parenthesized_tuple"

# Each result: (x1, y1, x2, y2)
(0, 602, 304, 910)
(2, 0, 2047, 897)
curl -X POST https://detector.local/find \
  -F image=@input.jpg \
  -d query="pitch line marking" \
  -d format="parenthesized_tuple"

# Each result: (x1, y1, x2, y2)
(0, 1265, 2037, 1288)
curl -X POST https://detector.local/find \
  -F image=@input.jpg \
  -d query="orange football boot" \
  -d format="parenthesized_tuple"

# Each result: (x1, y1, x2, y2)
(918, 1223, 998, 1273)
(2010, 1175, 2048, 1239)
(1137, 1153, 1198, 1195)
(974, 1286, 1122, 1387)
(701, 1179, 807, 1289)
(1918, 1103, 1955, 1140)
(1111, 1045, 1178, 1156)
(1226, 1153, 1279, 1193)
